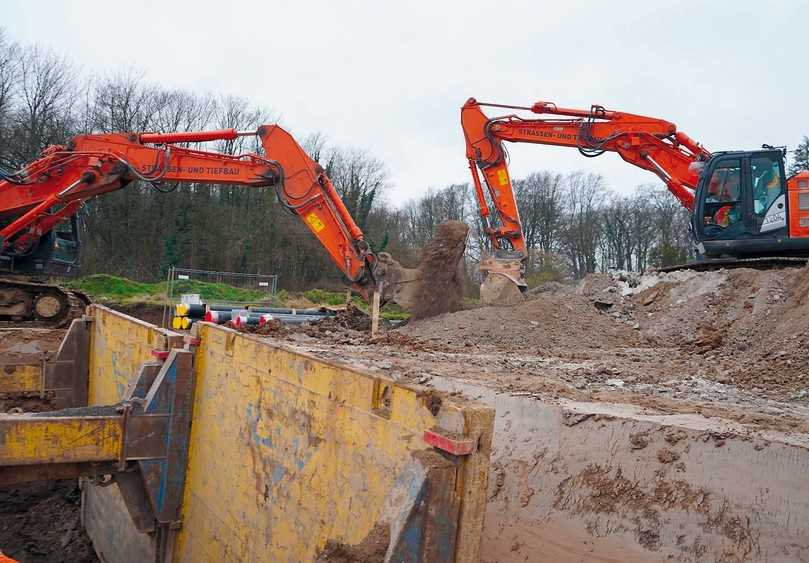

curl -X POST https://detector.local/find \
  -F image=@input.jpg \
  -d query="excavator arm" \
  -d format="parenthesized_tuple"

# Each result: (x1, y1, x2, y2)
(461, 98, 712, 302)
(0, 125, 414, 310)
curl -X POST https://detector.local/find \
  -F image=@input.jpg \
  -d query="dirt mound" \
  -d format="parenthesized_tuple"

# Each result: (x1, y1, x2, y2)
(629, 266, 809, 395)
(402, 289, 640, 351)
(411, 221, 468, 320)
(312, 305, 372, 332)
(391, 264, 809, 403)
(314, 523, 389, 562)
(0, 481, 98, 562)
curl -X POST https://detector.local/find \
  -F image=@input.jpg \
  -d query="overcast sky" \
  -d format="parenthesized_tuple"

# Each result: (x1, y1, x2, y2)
(3, 0, 807, 205)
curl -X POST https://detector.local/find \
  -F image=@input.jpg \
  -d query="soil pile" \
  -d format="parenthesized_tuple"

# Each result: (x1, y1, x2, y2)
(623, 265, 809, 396)
(393, 264, 809, 402)
(0, 481, 97, 563)
(411, 221, 468, 320)
(402, 288, 639, 351)
(314, 523, 389, 562)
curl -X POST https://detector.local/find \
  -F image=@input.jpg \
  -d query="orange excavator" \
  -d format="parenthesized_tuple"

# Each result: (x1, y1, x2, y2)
(462, 98, 809, 303)
(0, 126, 427, 323)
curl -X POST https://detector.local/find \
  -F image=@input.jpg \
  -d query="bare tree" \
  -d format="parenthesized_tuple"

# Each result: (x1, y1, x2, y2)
(513, 171, 565, 273)
(601, 194, 634, 270)
(322, 147, 388, 230)
(643, 184, 692, 267)
(560, 172, 607, 278)
(0, 28, 19, 169)
(6, 44, 77, 166)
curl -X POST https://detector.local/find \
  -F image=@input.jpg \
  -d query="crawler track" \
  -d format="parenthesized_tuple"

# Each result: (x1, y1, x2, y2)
(0, 277, 91, 327)
(656, 256, 808, 273)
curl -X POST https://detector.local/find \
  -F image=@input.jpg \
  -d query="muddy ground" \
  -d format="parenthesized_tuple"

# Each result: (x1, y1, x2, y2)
(0, 326, 98, 563)
(3, 265, 809, 561)
(0, 481, 96, 563)
(262, 265, 809, 436)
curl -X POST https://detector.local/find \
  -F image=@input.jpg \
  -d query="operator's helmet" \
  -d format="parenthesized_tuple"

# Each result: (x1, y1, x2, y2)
(766, 164, 781, 190)
(714, 205, 731, 227)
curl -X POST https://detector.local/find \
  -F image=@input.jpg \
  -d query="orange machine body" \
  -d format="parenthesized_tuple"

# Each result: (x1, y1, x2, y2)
(787, 171, 809, 238)
(461, 98, 711, 257)
(0, 126, 377, 299)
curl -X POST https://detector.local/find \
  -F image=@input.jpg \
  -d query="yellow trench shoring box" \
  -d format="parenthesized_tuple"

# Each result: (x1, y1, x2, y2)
(71, 306, 495, 562)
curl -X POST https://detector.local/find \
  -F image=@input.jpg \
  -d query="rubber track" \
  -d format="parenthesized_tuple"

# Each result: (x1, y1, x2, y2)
(656, 256, 809, 273)
(0, 278, 91, 327)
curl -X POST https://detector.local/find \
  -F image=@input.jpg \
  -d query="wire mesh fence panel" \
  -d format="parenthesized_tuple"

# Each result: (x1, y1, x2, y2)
(161, 267, 279, 328)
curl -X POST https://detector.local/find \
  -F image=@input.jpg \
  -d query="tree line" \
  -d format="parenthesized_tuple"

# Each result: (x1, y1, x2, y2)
(2, 29, 807, 291)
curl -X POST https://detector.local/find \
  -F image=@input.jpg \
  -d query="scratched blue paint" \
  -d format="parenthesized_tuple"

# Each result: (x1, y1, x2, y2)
(392, 462, 425, 503)
(246, 404, 272, 448)
(388, 481, 428, 562)
(109, 350, 127, 398)
(271, 464, 286, 485)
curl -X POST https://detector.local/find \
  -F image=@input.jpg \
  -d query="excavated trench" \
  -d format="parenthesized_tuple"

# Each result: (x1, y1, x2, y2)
(265, 265, 809, 562)
(3, 265, 809, 561)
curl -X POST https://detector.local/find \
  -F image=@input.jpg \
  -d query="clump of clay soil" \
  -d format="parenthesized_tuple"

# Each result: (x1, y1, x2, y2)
(314, 523, 390, 562)
(311, 305, 372, 332)
(411, 220, 469, 320)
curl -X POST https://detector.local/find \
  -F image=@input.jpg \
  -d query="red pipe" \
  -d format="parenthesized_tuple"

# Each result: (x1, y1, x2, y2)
(140, 128, 250, 144)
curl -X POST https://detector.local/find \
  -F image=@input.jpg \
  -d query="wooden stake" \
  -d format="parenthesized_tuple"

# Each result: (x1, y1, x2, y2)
(345, 287, 352, 306)
(371, 283, 381, 338)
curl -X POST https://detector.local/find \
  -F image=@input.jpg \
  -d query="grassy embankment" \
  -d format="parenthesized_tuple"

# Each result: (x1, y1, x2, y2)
(64, 274, 410, 320)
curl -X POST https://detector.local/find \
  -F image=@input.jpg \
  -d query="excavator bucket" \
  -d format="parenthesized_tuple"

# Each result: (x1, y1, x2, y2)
(479, 254, 527, 306)
(377, 221, 469, 319)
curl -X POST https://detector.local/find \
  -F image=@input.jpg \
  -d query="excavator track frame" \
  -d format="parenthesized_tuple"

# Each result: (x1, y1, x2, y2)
(656, 256, 809, 273)
(0, 277, 90, 326)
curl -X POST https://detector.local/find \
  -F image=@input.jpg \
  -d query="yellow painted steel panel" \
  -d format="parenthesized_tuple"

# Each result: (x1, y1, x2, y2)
(76, 309, 493, 562)
(175, 325, 451, 562)
(0, 364, 41, 393)
(87, 305, 181, 405)
(0, 416, 121, 465)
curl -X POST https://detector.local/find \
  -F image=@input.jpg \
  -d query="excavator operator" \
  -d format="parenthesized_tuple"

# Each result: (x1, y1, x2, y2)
(706, 168, 741, 229)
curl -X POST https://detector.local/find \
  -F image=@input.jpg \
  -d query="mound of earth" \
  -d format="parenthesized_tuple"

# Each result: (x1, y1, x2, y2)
(401, 289, 640, 351)
(0, 481, 98, 563)
(620, 266, 809, 397)
(395, 264, 809, 402)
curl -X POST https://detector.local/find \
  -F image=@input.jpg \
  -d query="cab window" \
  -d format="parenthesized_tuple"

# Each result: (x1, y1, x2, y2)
(703, 159, 742, 230)
(751, 154, 784, 216)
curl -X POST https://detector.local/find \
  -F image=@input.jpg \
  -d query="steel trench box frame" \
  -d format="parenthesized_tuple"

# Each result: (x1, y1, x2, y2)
(3, 306, 494, 562)
(0, 339, 197, 561)
(0, 317, 90, 407)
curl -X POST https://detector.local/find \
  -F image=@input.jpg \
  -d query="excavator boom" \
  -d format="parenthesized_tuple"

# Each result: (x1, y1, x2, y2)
(0, 125, 425, 322)
(462, 98, 711, 257)
(462, 97, 809, 303)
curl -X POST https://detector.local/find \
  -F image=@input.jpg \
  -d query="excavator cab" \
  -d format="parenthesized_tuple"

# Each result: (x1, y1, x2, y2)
(0, 215, 81, 276)
(691, 149, 809, 257)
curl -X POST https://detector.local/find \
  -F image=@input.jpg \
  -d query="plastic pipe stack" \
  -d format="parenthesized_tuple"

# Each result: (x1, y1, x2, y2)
(171, 302, 335, 331)
(173, 303, 205, 330)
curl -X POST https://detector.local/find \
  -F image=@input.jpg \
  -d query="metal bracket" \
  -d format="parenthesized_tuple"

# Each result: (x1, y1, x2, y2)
(0, 349, 196, 539)
(0, 316, 90, 407)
